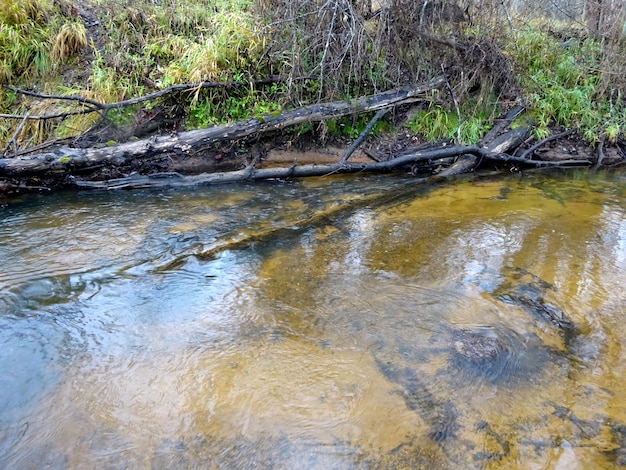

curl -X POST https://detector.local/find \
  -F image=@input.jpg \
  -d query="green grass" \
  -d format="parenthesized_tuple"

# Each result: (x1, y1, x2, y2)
(406, 101, 495, 145)
(508, 27, 626, 143)
(2, 1, 626, 148)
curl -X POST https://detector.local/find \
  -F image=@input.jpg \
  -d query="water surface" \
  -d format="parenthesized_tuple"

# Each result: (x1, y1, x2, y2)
(1, 173, 626, 468)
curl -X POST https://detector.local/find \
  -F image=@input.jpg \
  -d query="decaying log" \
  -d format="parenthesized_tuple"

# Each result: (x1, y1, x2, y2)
(434, 154, 478, 177)
(432, 126, 531, 178)
(76, 144, 483, 189)
(75, 132, 591, 191)
(1, 82, 612, 196)
(0, 80, 444, 178)
(480, 105, 525, 147)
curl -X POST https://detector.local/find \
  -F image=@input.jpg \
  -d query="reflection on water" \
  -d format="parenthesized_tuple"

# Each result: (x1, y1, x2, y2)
(1, 174, 626, 468)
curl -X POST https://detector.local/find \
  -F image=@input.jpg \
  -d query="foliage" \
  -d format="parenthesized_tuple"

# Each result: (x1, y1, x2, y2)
(188, 87, 283, 129)
(323, 114, 394, 140)
(52, 21, 88, 61)
(406, 101, 495, 145)
(0, 0, 53, 83)
(1, 0, 626, 149)
(508, 27, 626, 142)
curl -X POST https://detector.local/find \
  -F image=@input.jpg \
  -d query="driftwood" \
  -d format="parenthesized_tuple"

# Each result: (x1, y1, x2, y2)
(75, 144, 482, 190)
(0, 80, 444, 178)
(435, 125, 531, 177)
(75, 128, 592, 191)
(0, 82, 610, 195)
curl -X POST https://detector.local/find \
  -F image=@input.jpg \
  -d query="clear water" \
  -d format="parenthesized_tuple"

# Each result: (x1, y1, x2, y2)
(1, 173, 625, 469)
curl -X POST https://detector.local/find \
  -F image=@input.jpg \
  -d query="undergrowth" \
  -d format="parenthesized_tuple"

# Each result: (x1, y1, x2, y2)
(1, 0, 626, 148)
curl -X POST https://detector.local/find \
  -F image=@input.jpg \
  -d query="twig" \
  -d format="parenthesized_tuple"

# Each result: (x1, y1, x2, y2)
(2, 112, 29, 157)
(5, 86, 105, 109)
(483, 152, 590, 167)
(340, 107, 390, 164)
(593, 134, 605, 171)
(0, 109, 101, 121)
(519, 129, 577, 160)
(1, 76, 306, 121)
(8, 137, 74, 158)
(317, 0, 340, 102)
(440, 64, 461, 144)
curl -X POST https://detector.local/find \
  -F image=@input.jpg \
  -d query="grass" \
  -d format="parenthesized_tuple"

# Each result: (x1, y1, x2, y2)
(406, 100, 496, 145)
(508, 26, 626, 143)
(1, 0, 626, 148)
(405, 25, 626, 145)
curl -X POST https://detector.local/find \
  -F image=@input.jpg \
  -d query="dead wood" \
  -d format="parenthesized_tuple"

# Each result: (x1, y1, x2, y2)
(75, 144, 484, 190)
(433, 126, 531, 178)
(480, 105, 525, 147)
(74, 128, 589, 191)
(519, 129, 577, 160)
(593, 135, 605, 171)
(0, 76, 306, 121)
(434, 154, 479, 177)
(339, 107, 390, 164)
(0, 80, 444, 178)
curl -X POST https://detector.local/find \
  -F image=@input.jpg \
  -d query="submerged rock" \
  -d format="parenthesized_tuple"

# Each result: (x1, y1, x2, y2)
(451, 328, 505, 365)
(493, 267, 580, 343)
(446, 325, 555, 386)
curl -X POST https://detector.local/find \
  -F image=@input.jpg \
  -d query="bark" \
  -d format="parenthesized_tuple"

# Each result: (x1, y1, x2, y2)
(75, 127, 592, 191)
(432, 126, 531, 178)
(75, 144, 482, 190)
(0, 81, 443, 178)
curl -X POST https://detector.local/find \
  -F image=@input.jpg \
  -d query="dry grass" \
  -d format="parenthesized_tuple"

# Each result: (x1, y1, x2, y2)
(52, 21, 88, 61)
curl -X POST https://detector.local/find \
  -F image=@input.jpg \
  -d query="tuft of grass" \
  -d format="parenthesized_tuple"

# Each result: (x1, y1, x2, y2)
(188, 85, 284, 128)
(406, 101, 495, 145)
(52, 21, 88, 61)
(0, 0, 51, 26)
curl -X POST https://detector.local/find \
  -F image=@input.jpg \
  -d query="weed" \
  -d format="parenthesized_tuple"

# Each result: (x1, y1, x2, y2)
(406, 100, 495, 145)
(508, 27, 626, 142)
(52, 21, 88, 61)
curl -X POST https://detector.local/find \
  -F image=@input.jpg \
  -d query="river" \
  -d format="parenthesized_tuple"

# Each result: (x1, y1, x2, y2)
(1, 172, 625, 469)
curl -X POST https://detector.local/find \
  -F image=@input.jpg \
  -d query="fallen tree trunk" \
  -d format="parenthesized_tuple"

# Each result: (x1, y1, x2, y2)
(76, 128, 592, 191)
(0, 80, 444, 178)
(75, 144, 477, 189)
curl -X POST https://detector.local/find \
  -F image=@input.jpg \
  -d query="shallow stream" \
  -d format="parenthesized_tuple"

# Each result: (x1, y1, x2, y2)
(1, 172, 626, 468)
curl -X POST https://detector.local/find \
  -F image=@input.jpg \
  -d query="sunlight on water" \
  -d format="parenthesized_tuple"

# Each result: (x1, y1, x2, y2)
(1, 174, 626, 468)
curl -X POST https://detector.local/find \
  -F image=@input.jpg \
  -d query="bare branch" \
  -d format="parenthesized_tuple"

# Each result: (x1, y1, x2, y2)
(340, 107, 390, 164)
(2, 112, 29, 157)
(1, 76, 309, 122)
(440, 64, 461, 144)
(519, 129, 577, 160)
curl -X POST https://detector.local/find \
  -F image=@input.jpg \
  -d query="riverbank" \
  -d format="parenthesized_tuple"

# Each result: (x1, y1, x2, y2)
(1, 0, 625, 195)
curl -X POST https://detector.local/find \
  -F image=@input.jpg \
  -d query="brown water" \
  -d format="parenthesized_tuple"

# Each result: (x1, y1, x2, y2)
(1, 173, 626, 469)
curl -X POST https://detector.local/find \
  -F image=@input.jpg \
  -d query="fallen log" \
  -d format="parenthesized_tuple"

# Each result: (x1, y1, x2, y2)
(429, 126, 531, 178)
(74, 134, 590, 191)
(75, 144, 479, 189)
(0, 80, 444, 178)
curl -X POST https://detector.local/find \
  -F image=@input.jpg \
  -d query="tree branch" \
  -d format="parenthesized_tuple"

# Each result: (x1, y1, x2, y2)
(339, 107, 390, 164)
(1, 76, 312, 121)
(0, 81, 444, 177)
(519, 129, 577, 160)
